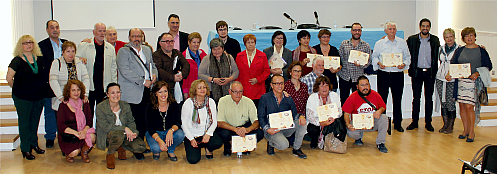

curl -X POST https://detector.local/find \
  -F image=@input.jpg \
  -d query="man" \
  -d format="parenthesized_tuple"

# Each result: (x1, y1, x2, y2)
(216, 81, 264, 157)
(258, 75, 307, 159)
(105, 26, 127, 54)
(406, 18, 440, 132)
(300, 56, 325, 94)
(38, 20, 67, 148)
(117, 28, 158, 160)
(371, 21, 411, 132)
(343, 76, 389, 153)
(216, 20, 241, 59)
(153, 33, 190, 103)
(156, 14, 189, 52)
(77, 23, 117, 116)
(338, 22, 372, 106)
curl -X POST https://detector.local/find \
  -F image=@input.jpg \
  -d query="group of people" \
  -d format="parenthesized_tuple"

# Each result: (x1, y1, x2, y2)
(6, 14, 492, 169)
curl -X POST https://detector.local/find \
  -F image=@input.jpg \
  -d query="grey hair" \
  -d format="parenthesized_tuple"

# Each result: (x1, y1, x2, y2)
(230, 81, 243, 90)
(106, 26, 116, 32)
(312, 56, 324, 65)
(384, 21, 396, 30)
(94, 23, 106, 30)
(210, 38, 224, 49)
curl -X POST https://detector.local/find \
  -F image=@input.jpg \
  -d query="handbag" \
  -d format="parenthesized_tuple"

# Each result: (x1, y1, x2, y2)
(470, 144, 492, 167)
(61, 133, 80, 144)
(323, 133, 347, 154)
(479, 87, 489, 106)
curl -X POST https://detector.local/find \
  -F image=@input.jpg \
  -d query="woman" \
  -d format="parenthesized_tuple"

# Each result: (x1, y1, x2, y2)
(292, 30, 317, 76)
(145, 81, 185, 161)
(198, 38, 239, 103)
(181, 79, 222, 164)
(313, 29, 340, 91)
(306, 76, 342, 149)
(446, 27, 492, 142)
(263, 31, 293, 92)
(6, 35, 46, 160)
(49, 41, 90, 112)
(57, 80, 96, 163)
(236, 34, 270, 107)
(436, 28, 459, 134)
(283, 61, 309, 124)
(96, 83, 146, 169)
(182, 32, 207, 98)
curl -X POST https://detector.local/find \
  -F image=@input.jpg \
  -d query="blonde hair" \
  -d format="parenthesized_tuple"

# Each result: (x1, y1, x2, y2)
(443, 28, 455, 37)
(13, 35, 42, 57)
(189, 79, 210, 98)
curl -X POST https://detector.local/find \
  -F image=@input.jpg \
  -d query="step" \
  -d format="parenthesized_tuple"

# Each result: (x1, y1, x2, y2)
(489, 87, 497, 94)
(0, 92, 11, 98)
(488, 99, 497, 106)
(0, 134, 19, 143)
(0, 133, 20, 151)
(0, 119, 18, 127)
(493, 78, 497, 82)
(480, 112, 497, 120)
(0, 105, 16, 112)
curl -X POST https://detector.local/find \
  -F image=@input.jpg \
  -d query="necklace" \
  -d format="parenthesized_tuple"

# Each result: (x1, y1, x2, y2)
(22, 54, 38, 74)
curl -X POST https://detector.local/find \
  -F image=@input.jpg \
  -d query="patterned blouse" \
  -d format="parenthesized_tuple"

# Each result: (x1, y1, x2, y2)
(66, 62, 77, 80)
(283, 80, 309, 116)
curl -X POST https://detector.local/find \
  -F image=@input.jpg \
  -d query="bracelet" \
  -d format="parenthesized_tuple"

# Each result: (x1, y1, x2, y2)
(154, 136, 160, 141)
(170, 128, 175, 132)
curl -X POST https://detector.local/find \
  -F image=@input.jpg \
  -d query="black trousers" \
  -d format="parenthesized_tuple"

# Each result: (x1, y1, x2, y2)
(339, 77, 358, 106)
(129, 87, 150, 140)
(215, 122, 264, 152)
(377, 71, 404, 126)
(184, 133, 222, 164)
(307, 124, 321, 147)
(411, 70, 435, 124)
(89, 90, 106, 117)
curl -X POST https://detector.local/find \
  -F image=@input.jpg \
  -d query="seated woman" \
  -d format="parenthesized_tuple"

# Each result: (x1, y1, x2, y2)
(182, 79, 222, 164)
(96, 83, 146, 169)
(145, 81, 185, 161)
(306, 76, 342, 149)
(57, 79, 96, 163)
(182, 32, 207, 99)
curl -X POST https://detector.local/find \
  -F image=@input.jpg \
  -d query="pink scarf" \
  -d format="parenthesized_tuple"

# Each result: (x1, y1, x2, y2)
(69, 98, 95, 147)
(292, 45, 317, 62)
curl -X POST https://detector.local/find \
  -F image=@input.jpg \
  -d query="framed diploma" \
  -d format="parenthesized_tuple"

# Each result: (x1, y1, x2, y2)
(450, 63, 471, 79)
(382, 53, 403, 67)
(231, 134, 257, 153)
(348, 50, 369, 65)
(306, 53, 320, 67)
(269, 110, 294, 130)
(316, 103, 340, 122)
(323, 56, 340, 69)
(268, 54, 285, 69)
(352, 113, 374, 129)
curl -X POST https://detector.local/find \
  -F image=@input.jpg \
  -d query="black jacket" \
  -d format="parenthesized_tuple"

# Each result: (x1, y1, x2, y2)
(38, 37, 68, 98)
(224, 36, 242, 60)
(406, 33, 440, 78)
(156, 31, 189, 53)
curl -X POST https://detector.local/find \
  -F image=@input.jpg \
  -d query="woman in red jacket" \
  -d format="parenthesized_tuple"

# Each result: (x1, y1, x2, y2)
(235, 34, 270, 107)
(182, 32, 207, 99)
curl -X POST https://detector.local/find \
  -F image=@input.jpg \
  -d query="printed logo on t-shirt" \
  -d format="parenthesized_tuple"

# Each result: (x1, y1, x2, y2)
(357, 103, 376, 114)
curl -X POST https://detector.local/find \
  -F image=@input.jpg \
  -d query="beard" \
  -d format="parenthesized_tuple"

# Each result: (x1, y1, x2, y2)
(358, 89, 371, 96)
(352, 34, 361, 40)
(129, 40, 141, 47)
(421, 30, 429, 35)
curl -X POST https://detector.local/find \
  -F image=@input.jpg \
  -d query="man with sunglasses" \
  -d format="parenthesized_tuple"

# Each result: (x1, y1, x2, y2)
(216, 81, 263, 157)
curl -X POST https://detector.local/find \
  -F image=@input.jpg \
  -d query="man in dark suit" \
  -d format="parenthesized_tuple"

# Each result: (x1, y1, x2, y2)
(216, 20, 241, 60)
(156, 14, 189, 52)
(38, 20, 67, 148)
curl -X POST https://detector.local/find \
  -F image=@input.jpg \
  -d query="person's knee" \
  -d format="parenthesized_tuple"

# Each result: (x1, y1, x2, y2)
(68, 149, 80, 157)
(272, 140, 289, 151)
(187, 155, 200, 164)
(174, 130, 185, 141)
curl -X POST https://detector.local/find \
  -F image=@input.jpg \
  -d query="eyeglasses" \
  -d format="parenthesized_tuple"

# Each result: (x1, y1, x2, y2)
(108, 91, 121, 95)
(271, 82, 284, 85)
(320, 36, 330, 39)
(230, 89, 243, 94)
(217, 28, 227, 32)
(22, 41, 34, 45)
(160, 40, 175, 44)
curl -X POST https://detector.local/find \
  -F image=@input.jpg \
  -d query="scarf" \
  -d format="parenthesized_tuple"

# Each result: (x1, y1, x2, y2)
(208, 53, 231, 101)
(68, 98, 95, 147)
(187, 47, 201, 68)
(292, 45, 317, 61)
(191, 96, 213, 132)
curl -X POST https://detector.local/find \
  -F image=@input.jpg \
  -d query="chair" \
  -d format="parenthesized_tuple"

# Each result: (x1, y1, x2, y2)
(461, 145, 497, 174)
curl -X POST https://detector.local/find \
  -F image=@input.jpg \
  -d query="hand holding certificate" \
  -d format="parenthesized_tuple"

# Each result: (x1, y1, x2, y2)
(450, 63, 471, 79)
(269, 54, 286, 69)
(323, 56, 340, 69)
(348, 50, 369, 65)
(317, 103, 340, 122)
(353, 113, 374, 129)
(269, 110, 294, 130)
(306, 53, 320, 67)
(232, 134, 257, 153)
(382, 53, 403, 67)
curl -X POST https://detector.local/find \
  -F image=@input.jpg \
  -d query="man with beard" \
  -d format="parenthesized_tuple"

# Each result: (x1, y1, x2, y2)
(406, 18, 440, 132)
(216, 20, 241, 60)
(117, 28, 158, 160)
(337, 22, 372, 106)
(156, 14, 189, 52)
(343, 76, 388, 153)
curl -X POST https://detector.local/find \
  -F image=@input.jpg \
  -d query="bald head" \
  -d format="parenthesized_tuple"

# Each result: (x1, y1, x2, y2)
(93, 23, 106, 43)
(128, 28, 143, 48)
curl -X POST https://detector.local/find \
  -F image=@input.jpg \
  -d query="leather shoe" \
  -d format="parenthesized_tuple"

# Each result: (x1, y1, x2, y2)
(425, 123, 434, 132)
(394, 126, 404, 132)
(66, 155, 74, 163)
(22, 152, 35, 160)
(81, 144, 92, 163)
(106, 154, 115, 169)
(223, 150, 231, 156)
(143, 149, 151, 153)
(31, 145, 45, 154)
(117, 146, 126, 160)
(406, 123, 418, 130)
(133, 153, 145, 160)
(46, 139, 54, 148)
(267, 141, 275, 155)
(168, 153, 178, 161)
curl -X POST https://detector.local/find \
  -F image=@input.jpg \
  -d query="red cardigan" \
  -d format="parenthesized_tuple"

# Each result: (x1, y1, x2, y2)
(235, 49, 270, 100)
(114, 40, 127, 55)
(182, 49, 207, 97)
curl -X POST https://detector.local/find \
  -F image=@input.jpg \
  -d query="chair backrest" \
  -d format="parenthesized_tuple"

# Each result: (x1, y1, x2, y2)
(482, 145, 497, 173)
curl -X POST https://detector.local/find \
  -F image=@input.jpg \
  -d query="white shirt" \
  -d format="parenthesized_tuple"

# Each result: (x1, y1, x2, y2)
(113, 109, 122, 126)
(181, 98, 218, 141)
(246, 49, 257, 68)
(131, 46, 150, 84)
(372, 36, 411, 72)
(306, 92, 342, 126)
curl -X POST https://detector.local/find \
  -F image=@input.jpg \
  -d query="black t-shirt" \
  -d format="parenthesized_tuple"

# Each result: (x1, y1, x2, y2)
(93, 42, 105, 92)
(9, 56, 45, 101)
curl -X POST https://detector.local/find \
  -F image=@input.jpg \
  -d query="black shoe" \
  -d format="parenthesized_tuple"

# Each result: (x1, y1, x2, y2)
(167, 153, 177, 161)
(22, 152, 35, 160)
(133, 153, 145, 160)
(205, 154, 214, 159)
(242, 152, 250, 155)
(394, 126, 404, 132)
(267, 141, 275, 155)
(223, 151, 231, 156)
(31, 145, 45, 154)
(459, 134, 469, 139)
(292, 149, 307, 159)
(425, 123, 434, 132)
(354, 139, 364, 146)
(377, 143, 388, 153)
(406, 122, 418, 130)
(143, 149, 151, 153)
(46, 139, 54, 148)
(152, 154, 160, 160)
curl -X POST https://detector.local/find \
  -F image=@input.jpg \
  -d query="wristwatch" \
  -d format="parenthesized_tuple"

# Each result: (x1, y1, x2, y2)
(211, 77, 214, 83)
(170, 128, 175, 132)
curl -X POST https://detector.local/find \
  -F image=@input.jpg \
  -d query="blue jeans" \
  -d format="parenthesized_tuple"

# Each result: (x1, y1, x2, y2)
(145, 129, 184, 154)
(43, 98, 57, 140)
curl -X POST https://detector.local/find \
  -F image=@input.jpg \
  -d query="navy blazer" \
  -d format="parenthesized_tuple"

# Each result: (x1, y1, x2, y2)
(38, 37, 68, 97)
(257, 91, 299, 132)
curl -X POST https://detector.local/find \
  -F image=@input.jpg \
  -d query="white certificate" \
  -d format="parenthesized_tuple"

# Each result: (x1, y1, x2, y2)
(231, 134, 257, 153)
(316, 103, 340, 122)
(268, 54, 286, 69)
(323, 56, 340, 69)
(306, 53, 320, 67)
(450, 63, 471, 79)
(353, 113, 374, 130)
(348, 50, 369, 66)
(382, 53, 403, 67)
(269, 110, 294, 130)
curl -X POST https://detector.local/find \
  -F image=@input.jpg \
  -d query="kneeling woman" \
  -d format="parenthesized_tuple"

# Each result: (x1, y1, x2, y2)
(182, 79, 222, 164)
(145, 81, 185, 161)
(57, 80, 96, 163)
(96, 83, 146, 169)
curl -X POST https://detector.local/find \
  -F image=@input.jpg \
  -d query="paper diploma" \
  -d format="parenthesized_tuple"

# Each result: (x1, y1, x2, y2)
(231, 134, 257, 153)
(323, 56, 340, 69)
(269, 110, 294, 130)
(269, 54, 286, 69)
(317, 103, 340, 122)
(450, 63, 471, 79)
(353, 113, 374, 129)
(306, 53, 320, 67)
(382, 53, 403, 67)
(348, 50, 369, 65)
